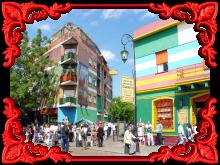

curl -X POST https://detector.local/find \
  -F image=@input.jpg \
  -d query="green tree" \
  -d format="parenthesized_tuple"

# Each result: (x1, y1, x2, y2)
(10, 29, 58, 113)
(108, 97, 134, 123)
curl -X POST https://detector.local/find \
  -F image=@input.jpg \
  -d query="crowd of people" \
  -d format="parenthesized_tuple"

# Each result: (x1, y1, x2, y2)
(22, 119, 198, 155)
(143, 120, 198, 146)
(22, 121, 117, 152)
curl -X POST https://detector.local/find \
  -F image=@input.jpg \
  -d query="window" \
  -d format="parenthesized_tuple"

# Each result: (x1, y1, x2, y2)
(93, 96, 96, 104)
(154, 99, 174, 130)
(89, 57, 92, 65)
(89, 76, 92, 84)
(157, 63, 168, 73)
(93, 78, 97, 87)
(156, 50, 168, 73)
(88, 95, 92, 102)
(65, 48, 76, 54)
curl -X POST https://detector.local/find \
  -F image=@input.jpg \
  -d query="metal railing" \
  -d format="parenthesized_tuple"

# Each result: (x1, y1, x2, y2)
(60, 72, 77, 83)
(60, 97, 76, 105)
(61, 52, 77, 63)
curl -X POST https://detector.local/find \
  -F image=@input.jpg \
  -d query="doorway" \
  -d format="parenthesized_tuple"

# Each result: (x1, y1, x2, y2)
(191, 93, 210, 125)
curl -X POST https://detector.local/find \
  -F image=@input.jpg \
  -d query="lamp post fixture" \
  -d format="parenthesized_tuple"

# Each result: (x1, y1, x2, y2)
(120, 33, 137, 127)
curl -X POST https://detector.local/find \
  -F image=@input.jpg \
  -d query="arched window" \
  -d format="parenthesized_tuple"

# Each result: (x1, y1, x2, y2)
(154, 98, 174, 130)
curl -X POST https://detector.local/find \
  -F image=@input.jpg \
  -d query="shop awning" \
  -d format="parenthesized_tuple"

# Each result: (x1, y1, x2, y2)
(75, 118, 94, 125)
(40, 108, 58, 115)
(193, 93, 210, 103)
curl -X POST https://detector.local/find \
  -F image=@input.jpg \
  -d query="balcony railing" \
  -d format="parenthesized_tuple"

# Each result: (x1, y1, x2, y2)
(176, 62, 210, 83)
(60, 72, 77, 85)
(97, 88, 101, 95)
(59, 97, 76, 105)
(61, 52, 77, 64)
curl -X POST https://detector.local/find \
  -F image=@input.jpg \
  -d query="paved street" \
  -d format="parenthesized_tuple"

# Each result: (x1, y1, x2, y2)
(38, 136, 169, 156)
(69, 138, 162, 156)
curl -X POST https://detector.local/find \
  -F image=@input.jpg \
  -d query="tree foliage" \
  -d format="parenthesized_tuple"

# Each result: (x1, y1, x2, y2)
(108, 97, 134, 123)
(10, 29, 58, 112)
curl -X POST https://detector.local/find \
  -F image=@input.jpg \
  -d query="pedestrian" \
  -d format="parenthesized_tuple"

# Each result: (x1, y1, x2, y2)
(186, 123, 193, 142)
(30, 123, 34, 142)
(53, 131, 59, 146)
(192, 124, 198, 138)
(103, 123, 108, 140)
(91, 126, 97, 146)
(145, 121, 154, 146)
(97, 123, 104, 147)
(177, 123, 186, 145)
(44, 124, 51, 146)
(68, 124, 73, 142)
(112, 123, 116, 141)
(61, 123, 70, 152)
(81, 124, 88, 150)
(72, 124, 76, 142)
(124, 125, 137, 155)
(155, 120, 163, 145)
(25, 126, 30, 142)
(107, 122, 112, 139)
(75, 126, 82, 147)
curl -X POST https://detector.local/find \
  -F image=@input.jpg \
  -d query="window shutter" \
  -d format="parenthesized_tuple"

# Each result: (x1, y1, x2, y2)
(156, 50, 168, 65)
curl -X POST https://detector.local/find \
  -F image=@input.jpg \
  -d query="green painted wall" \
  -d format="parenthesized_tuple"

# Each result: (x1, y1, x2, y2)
(134, 26, 178, 59)
(137, 87, 209, 136)
(137, 99, 152, 123)
(77, 107, 97, 122)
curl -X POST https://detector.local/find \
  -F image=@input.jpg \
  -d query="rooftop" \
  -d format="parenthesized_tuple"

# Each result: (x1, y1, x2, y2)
(133, 18, 180, 41)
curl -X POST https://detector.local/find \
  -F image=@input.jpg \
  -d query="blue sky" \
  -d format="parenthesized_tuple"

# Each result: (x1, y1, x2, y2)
(26, 9, 159, 97)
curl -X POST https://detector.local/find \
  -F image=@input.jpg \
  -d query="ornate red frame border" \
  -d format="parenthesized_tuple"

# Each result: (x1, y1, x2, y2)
(1, 1, 218, 164)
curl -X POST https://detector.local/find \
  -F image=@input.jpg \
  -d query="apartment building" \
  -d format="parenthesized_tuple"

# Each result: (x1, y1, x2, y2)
(43, 22, 112, 123)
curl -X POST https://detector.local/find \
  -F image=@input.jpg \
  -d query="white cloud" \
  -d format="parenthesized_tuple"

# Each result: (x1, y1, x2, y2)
(102, 9, 127, 19)
(76, 9, 98, 17)
(101, 9, 157, 20)
(34, 23, 51, 31)
(140, 11, 157, 20)
(90, 20, 99, 27)
(100, 49, 116, 61)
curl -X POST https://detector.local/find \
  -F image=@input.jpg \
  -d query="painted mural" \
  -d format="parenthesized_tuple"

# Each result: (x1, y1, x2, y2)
(78, 62, 89, 106)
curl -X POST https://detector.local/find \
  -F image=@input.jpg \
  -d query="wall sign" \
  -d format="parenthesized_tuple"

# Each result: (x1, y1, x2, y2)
(178, 109, 188, 125)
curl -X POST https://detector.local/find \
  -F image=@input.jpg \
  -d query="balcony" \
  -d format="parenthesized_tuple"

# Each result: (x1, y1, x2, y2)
(176, 62, 210, 85)
(59, 97, 76, 107)
(97, 88, 101, 95)
(60, 52, 77, 65)
(60, 72, 77, 86)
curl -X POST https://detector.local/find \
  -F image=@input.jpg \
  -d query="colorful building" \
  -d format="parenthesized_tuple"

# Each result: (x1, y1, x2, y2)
(43, 23, 112, 124)
(133, 18, 210, 142)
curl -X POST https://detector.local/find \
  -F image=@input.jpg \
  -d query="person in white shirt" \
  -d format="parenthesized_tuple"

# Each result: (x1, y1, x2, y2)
(103, 123, 108, 140)
(44, 125, 50, 146)
(177, 123, 185, 145)
(124, 125, 137, 155)
(155, 120, 163, 145)
(112, 123, 116, 141)
(145, 121, 154, 146)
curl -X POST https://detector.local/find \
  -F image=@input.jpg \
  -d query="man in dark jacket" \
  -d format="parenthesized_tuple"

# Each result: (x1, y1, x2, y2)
(61, 123, 70, 152)
(97, 123, 104, 147)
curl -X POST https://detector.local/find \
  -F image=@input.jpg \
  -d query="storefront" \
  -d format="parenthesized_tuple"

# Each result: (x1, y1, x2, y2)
(38, 108, 58, 124)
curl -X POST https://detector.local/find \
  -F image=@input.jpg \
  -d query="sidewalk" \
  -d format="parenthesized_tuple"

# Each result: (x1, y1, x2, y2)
(69, 137, 163, 156)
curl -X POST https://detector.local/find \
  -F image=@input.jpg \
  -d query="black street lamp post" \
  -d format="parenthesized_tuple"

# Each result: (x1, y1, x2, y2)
(120, 34, 137, 127)
(121, 34, 140, 152)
